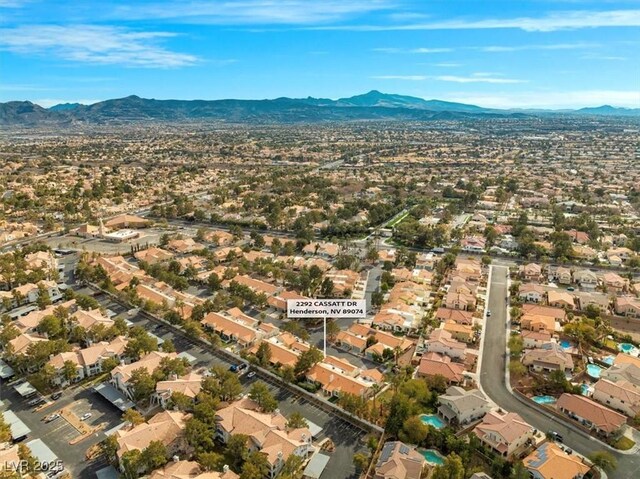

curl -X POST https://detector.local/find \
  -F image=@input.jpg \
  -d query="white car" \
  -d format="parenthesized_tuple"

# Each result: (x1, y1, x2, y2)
(80, 413, 92, 421)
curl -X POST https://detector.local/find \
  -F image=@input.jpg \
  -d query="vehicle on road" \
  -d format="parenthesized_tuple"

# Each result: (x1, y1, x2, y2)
(80, 413, 92, 421)
(548, 431, 563, 442)
(247, 371, 256, 379)
(51, 392, 62, 400)
(230, 363, 248, 374)
(487, 310, 492, 317)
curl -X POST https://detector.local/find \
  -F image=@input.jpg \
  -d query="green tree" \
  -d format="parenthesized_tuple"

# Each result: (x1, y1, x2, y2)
(62, 360, 78, 383)
(100, 435, 119, 465)
(588, 451, 617, 473)
(249, 381, 278, 413)
(121, 449, 143, 479)
(294, 346, 323, 377)
(240, 451, 270, 479)
(255, 341, 272, 367)
(18, 443, 38, 477)
(432, 452, 465, 479)
(225, 434, 249, 472)
(385, 393, 411, 437)
(141, 440, 168, 472)
(128, 368, 156, 403)
(186, 417, 216, 453)
(278, 454, 304, 479)
(353, 452, 370, 471)
(400, 415, 429, 444)
(122, 408, 145, 426)
(197, 451, 225, 471)
(0, 415, 12, 443)
(286, 411, 308, 430)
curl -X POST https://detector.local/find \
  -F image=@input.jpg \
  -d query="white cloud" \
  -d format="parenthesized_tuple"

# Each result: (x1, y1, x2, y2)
(0, 25, 199, 68)
(435, 74, 527, 84)
(447, 90, 640, 109)
(478, 42, 596, 52)
(311, 9, 640, 31)
(372, 75, 429, 81)
(113, 0, 391, 25)
(411, 47, 452, 53)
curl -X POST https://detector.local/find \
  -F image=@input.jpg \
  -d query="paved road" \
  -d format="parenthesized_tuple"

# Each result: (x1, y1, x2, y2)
(480, 266, 640, 478)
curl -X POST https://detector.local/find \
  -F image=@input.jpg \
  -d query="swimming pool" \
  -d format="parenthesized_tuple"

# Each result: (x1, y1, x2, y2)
(618, 343, 639, 356)
(532, 395, 556, 405)
(420, 449, 445, 465)
(586, 364, 602, 379)
(560, 340, 571, 349)
(580, 384, 592, 396)
(602, 355, 615, 365)
(419, 414, 445, 429)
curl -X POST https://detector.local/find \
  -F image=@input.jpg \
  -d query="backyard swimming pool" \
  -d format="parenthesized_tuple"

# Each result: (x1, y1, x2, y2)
(580, 384, 592, 396)
(419, 414, 445, 429)
(586, 364, 602, 379)
(532, 395, 556, 404)
(560, 340, 572, 349)
(602, 355, 615, 365)
(420, 449, 445, 465)
(618, 343, 639, 356)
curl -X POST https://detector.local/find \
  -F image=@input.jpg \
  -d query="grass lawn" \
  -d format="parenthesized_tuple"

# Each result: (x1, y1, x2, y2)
(611, 435, 635, 450)
(386, 210, 411, 228)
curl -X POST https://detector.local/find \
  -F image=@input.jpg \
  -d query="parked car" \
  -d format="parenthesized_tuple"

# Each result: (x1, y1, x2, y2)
(486, 310, 492, 317)
(247, 371, 256, 379)
(28, 397, 44, 407)
(548, 431, 563, 442)
(80, 413, 92, 421)
(44, 413, 60, 423)
(51, 392, 62, 400)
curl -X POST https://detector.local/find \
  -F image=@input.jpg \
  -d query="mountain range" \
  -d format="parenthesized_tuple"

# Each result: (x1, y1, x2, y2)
(1, 90, 639, 126)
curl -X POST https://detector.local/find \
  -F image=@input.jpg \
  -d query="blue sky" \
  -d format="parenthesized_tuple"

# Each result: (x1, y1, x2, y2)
(1, 0, 639, 109)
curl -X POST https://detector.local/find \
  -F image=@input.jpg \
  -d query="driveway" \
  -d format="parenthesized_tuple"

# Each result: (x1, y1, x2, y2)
(480, 265, 640, 478)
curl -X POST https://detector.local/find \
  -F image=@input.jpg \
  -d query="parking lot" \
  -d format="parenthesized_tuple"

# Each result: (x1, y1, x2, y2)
(1, 379, 124, 478)
(80, 287, 370, 479)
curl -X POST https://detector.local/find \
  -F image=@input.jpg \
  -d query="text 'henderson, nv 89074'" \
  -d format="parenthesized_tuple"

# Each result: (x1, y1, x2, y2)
(286, 299, 367, 318)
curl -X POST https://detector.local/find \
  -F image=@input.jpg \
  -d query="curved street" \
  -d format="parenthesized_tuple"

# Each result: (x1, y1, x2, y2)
(480, 265, 640, 479)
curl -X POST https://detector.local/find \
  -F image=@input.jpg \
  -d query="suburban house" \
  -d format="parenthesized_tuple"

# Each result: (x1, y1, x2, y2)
(437, 386, 491, 426)
(592, 378, 640, 418)
(521, 343, 574, 373)
(113, 410, 189, 465)
(518, 284, 545, 303)
(111, 351, 178, 400)
(149, 461, 238, 479)
(523, 442, 591, 479)
(201, 311, 263, 348)
(603, 362, 640, 386)
(442, 321, 475, 343)
(306, 362, 373, 398)
(573, 270, 598, 290)
(519, 263, 542, 282)
(134, 247, 174, 265)
(473, 411, 534, 458)
(521, 330, 552, 349)
(152, 372, 203, 409)
(417, 352, 466, 385)
(435, 308, 474, 325)
(520, 314, 556, 335)
(575, 292, 610, 314)
(547, 290, 575, 310)
(614, 296, 640, 318)
(521, 304, 567, 323)
(373, 441, 426, 479)
(546, 266, 572, 285)
(48, 336, 129, 385)
(602, 272, 629, 294)
(424, 329, 466, 360)
(445, 286, 477, 311)
(556, 394, 626, 436)
(215, 397, 313, 478)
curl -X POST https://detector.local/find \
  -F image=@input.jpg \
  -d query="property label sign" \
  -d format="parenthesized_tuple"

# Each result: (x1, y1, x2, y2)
(287, 299, 367, 318)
